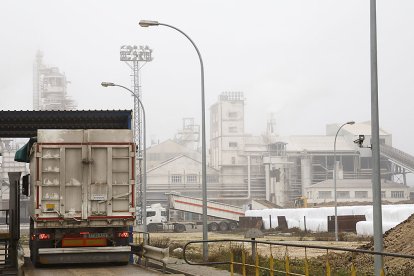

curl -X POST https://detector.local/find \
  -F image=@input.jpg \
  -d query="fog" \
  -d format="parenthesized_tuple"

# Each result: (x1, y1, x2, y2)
(0, 0, 413, 155)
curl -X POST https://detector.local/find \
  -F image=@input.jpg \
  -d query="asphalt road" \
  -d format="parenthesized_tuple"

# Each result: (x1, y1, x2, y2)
(22, 258, 168, 276)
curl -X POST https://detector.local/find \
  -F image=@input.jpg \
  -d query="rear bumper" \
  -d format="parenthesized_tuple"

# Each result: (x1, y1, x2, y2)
(38, 246, 131, 264)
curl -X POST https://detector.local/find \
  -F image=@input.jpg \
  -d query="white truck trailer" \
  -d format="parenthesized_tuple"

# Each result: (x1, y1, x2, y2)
(28, 129, 135, 266)
(146, 194, 245, 232)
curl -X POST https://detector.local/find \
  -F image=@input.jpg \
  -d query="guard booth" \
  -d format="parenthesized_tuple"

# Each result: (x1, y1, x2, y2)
(0, 110, 133, 273)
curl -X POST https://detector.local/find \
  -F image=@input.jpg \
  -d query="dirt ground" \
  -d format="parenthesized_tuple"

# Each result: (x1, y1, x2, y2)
(327, 214, 414, 275)
(148, 230, 365, 258)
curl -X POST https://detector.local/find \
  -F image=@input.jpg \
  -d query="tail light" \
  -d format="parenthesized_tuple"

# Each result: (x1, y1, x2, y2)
(38, 233, 51, 240)
(117, 231, 129, 238)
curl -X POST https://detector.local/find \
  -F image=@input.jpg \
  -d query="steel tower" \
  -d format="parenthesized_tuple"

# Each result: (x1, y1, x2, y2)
(120, 45, 153, 225)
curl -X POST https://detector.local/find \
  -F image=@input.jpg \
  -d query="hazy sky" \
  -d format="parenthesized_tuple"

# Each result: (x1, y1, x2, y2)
(1, 0, 413, 155)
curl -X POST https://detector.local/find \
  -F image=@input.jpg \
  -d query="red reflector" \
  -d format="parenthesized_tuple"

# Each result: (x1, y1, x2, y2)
(80, 232, 90, 235)
(118, 232, 129, 238)
(39, 233, 51, 240)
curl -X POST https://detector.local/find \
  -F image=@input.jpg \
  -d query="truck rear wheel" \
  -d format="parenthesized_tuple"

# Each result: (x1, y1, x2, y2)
(174, 223, 186, 233)
(229, 222, 238, 231)
(219, 221, 229, 231)
(208, 222, 219, 231)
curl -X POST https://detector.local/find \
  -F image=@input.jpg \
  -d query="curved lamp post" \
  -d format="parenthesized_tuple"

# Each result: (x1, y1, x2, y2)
(333, 121, 355, 241)
(101, 82, 148, 236)
(139, 20, 209, 261)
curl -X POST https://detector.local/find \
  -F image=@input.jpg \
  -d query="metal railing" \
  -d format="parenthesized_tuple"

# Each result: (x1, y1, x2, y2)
(183, 239, 414, 275)
(132, 230, 150, 245)
(130, 231, 171, 273)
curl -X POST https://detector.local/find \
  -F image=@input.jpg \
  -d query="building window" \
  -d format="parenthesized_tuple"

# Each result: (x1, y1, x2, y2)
(186, 174, 198, 183)
(207, 175, 219, 183)
(228, 112, 237, 118)
(337, 191, 350, 199)
(231, 157, 236, 164)
(229, 126, 237, 133)
(171, 175, 182, 184)
(391, 191, 404, 198)
(318, 191, 332, 199)
(381, 191, 386, 198)
(355, 191, 368, 198)
(229, 142, 238, 148)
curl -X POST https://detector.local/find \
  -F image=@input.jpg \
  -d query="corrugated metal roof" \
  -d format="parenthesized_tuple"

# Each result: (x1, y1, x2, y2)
(0, 110, 132, 138)
(342, 121, 390, 136)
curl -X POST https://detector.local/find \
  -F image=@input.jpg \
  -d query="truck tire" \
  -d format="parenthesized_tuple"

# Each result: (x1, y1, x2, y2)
(219, 221, 229, 231)
(148, 223, 158, 233)
(229, 222, 238, 231)
(30, 246, 40, 267)
(174, 223, 186, 233)
(208, 222, 219, 231)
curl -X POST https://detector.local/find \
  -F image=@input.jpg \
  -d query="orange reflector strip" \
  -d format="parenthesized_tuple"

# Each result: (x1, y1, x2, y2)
(62, 239, 83, 247)
(85, 238, 107, 246)
(62, 238, 107, 247)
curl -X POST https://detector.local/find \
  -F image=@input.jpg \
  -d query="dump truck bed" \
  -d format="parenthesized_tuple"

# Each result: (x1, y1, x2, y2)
(29, 129, 135, 228)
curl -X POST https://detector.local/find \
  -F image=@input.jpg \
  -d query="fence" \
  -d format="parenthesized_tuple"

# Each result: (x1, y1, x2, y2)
(183, 239, 414, 275)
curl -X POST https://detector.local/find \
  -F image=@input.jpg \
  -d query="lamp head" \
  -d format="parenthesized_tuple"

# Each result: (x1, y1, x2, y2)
(101, 82, 115, 87)
(347, 121, 355, 125)
(139, 20, 160, 27)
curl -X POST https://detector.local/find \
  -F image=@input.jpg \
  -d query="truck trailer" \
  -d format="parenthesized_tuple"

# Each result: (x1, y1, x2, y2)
(27, 129, 135, 266)
(146, 194, 245, 232)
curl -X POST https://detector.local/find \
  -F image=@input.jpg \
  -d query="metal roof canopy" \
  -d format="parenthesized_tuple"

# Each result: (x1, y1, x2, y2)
(0, 110, 132, 138)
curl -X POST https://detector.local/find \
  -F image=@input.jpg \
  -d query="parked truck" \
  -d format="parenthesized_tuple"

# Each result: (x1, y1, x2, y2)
(26, 129, 135, 266)
(146, 193, 245, 232)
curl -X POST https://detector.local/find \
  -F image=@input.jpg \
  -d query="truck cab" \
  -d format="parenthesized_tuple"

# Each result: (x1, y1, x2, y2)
(146, 203, 167, 224)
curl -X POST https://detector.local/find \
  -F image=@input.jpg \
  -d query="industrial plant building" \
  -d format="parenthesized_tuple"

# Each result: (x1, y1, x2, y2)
(145, 92, 414, 208)
(33, 51, 76, 111)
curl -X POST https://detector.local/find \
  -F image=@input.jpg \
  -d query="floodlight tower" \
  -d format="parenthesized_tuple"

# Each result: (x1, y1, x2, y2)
(120, 45, 153, 225)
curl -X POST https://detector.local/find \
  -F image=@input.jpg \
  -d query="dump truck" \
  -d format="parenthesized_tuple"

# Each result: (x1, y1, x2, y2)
(146, 193, 245, 232)
(26, 129, 135, 266)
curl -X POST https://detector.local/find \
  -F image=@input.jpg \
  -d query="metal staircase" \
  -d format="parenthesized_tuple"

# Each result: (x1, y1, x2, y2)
(380, 144, 414, 173)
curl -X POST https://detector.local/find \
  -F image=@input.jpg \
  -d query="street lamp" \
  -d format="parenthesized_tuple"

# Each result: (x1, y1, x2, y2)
(101, 82, 148, 237)
(139, 20, 209, 261)
(333, 121, 354, 242)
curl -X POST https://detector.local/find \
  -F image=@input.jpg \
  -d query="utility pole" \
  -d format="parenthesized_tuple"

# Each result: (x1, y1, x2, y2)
(369, 1, 384, 274)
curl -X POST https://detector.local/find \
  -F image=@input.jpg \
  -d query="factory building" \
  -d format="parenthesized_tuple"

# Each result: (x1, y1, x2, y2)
(137, 91, 414, 208)
(33, 51, 76, 111)
(209, 92, 414, 207)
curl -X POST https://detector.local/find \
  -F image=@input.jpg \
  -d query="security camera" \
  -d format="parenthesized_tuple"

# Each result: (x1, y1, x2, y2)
(354, 135, 365, 148)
